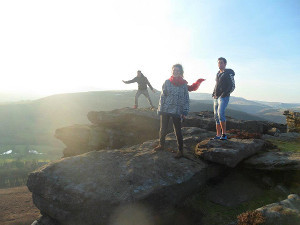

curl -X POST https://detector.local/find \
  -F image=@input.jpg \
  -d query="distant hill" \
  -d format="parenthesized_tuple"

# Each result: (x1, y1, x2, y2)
(254, 100, 300, 109)
(0, 92, 43, 103)
(0, 90, 295, 147)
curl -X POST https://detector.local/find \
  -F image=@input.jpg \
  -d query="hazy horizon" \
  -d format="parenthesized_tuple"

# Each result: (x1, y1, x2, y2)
(1, 89, 299, 105)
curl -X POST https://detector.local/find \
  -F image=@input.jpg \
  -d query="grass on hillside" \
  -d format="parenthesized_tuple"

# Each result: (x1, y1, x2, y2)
(267, 138, 300, 153)
(0, 144, 62, 162)
(0, 144, 62, 188)
(0, 159, 50, 188)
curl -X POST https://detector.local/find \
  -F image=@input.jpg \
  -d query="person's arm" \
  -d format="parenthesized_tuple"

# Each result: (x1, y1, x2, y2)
(182, 84, 190, 117)
(161, 80, 168, 96)
(188, 79, 205, 92)
(123, 77, 137, 84)
(212, 74, 218, 98)
(221, 73, 234, 97)
(157, 81, 168, 114)
(146, 78, 155, 91)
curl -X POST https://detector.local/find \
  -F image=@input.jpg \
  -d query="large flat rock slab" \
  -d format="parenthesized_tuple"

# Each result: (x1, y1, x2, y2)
(56, 108, 286, 157)
(195, 138, 267, 168)
(87, 108, 159, 125)
(243, 151, 300, 170)
(27, 138, 222, 225)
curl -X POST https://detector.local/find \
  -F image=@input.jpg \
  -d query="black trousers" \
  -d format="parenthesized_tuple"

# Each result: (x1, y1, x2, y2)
(159, 114, 183, 152)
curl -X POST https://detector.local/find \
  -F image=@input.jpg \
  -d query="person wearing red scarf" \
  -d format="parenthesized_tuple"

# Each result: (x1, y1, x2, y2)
(154, 64, 190, 158)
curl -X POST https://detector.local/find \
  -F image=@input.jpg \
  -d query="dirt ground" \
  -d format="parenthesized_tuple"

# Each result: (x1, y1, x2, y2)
(0, 186, 41, 225)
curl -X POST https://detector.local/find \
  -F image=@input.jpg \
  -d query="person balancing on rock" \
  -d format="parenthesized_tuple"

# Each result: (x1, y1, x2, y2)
(153, 64, 190, 159)
(122, 70, 156, 109)
(212, 57, 235, 140)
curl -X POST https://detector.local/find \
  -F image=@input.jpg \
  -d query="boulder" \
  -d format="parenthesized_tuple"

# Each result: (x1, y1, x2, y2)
(55, 108, 164, 157)
(55, 124, 107, 157)
(87, 108, 159, 125)
(184, 111, 286, 134)
(284, 110, 300, 133)
(256, 194, 300, 225)
(267, 127, 281, 136)
(195, 138, 267, 168)
(164, 127, 215, 153)
(27, 136, 222, 225)
(243, 151, 300, 170)
(55, 108, 286, 157)
(262, 132, 300, 141)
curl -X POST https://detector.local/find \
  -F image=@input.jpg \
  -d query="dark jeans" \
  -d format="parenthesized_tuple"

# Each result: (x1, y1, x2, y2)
(159, 114, 183, 152)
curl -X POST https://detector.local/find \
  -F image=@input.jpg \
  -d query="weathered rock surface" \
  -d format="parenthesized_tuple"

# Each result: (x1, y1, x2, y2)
(55, 124, 100, 157)
(87, 108, 159, 125)
(56, 108, 286, 157)
(195, 138, 267, 168)
(28, 129, 222, 225)
(184, 111, 286, 134)
(262, 132, 300, 141)
(56, 108, 165, 157)
(206, 171, 263, 207)
(243, 151, 300, 170)
(284, 110, 300, 133)
(256, 194, 300, 225)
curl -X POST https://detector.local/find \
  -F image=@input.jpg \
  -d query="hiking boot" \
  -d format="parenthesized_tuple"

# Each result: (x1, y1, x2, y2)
(220, 134, 228, 140)
(153, 145, 164, 152)
(174, 151, 183, 159)
(210, 136, 221, 140)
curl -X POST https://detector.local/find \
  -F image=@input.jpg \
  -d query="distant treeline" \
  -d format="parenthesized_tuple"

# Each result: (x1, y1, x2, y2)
(0, 160, 48, 188)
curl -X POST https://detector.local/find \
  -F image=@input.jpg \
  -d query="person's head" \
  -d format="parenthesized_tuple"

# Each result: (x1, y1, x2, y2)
(137, 70, 142, 77)
(172, 64, 184, 77)
(218, 57, 227, 71)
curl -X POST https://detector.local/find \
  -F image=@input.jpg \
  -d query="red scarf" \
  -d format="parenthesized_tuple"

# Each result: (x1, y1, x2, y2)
(169, 76, 205, 92)
(169, 75, 188, 86)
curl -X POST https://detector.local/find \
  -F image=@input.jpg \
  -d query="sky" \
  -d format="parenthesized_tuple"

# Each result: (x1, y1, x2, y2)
(0, 0, 299, 103)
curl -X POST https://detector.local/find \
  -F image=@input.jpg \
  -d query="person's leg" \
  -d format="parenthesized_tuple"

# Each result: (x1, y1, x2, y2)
(135, 90, 142, 108)
(213, 98, 221, 138)
(142, 90, 154, 108)
(218, 96, 230, 139)
(155, 114, 169, 150)
(172, 116, 183, 158)
(220, 121, 226, 134)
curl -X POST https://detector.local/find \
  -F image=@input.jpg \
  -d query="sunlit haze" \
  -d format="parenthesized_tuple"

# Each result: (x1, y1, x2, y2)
(0, 0, 299, 102)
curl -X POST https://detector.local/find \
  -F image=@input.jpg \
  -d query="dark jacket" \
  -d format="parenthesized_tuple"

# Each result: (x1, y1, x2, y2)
(212, 69, 235, 98)
(124, 75, 154, 91)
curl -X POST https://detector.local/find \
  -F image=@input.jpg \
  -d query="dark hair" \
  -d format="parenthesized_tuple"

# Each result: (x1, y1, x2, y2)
(218, 57, 227, 64)
(137, 70, 145, 77)
(172, 64, 184, 76)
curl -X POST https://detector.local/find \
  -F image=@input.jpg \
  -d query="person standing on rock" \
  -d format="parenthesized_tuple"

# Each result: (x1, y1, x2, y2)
(212, 57, 235, 140)
(122, 70, 156, 109)
(154, 64, 190, 159)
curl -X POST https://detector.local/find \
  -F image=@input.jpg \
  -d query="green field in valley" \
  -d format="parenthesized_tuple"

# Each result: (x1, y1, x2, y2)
(0, 145, 62, 188)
